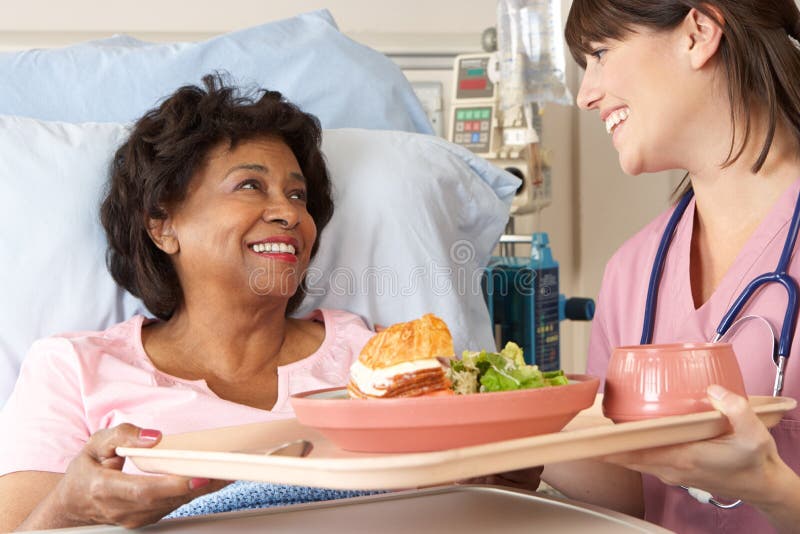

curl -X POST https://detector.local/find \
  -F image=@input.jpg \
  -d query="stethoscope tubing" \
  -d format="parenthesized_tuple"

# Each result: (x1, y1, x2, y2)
(643, 188, 800, 378)
(640, 190, 695, 345)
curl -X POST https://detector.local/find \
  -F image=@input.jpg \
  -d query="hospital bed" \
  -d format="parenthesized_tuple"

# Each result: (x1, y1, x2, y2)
(0, 9, 656, 531)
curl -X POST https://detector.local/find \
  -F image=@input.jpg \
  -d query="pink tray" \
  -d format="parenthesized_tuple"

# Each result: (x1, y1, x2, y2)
(117, 395, 795, 490)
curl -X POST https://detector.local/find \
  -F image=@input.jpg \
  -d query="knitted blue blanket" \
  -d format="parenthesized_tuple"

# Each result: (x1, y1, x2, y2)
(167, 482, 380, 518)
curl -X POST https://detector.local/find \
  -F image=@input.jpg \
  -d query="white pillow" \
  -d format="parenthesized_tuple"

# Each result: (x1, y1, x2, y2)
(0, 116, 518, 407)
(0, 10, 432, 134)
(0, 117, 145, 405)
(296, 130, 516, 351)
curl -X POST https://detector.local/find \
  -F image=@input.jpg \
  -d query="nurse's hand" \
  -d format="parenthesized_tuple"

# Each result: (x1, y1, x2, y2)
(602, 385, 800, 529)
(457, 466, 543, 491)
(21, 424, 227, 530)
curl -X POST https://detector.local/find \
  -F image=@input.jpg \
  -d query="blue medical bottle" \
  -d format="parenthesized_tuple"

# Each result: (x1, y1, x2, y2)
(529, 232, 560, 370)
(483, 233, 593, 370)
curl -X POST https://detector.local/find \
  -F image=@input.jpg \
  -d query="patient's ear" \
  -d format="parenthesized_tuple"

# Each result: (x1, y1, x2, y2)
(147, 215, 180, 255)
(683, 6, 724, 70)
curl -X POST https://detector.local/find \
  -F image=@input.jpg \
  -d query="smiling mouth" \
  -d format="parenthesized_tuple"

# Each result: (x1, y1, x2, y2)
(605, 108, 630, 134)
(249, 242, 297, 255)
(248, 243, 299, 264)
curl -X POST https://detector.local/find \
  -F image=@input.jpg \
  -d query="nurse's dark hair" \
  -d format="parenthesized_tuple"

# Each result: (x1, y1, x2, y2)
(100, 73, 333, 319)
(565, 0, 800, 194)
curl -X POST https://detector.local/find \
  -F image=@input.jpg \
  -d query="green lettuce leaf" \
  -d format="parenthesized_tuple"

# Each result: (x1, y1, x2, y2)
(499, 341, 525, 367)
(447, 343, 568, 394)
(480, 367, 519, 391)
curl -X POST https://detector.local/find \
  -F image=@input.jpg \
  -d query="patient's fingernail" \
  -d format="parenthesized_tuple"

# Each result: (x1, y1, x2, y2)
(139, 429, 161, 441)
(190, 478, 210, 490)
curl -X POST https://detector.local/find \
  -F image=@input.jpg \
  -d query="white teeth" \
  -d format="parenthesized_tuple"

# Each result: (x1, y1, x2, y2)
(605, 108, 630, 134)
(251, 243, 296, 255)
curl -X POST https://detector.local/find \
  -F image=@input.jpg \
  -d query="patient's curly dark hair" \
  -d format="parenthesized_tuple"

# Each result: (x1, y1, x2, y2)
(100, 73, 333, 319)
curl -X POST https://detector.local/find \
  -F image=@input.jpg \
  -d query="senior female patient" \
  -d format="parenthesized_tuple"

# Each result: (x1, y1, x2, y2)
(0, 74, 375, 530)
(542, 1, 800, 533)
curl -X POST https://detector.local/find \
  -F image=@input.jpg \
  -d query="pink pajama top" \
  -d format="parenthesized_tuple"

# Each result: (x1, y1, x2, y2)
(0, 309, 374, 476)
(588, 179, 800, 533)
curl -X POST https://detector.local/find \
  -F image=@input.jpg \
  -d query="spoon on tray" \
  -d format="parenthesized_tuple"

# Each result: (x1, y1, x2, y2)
(235, 439, 313, 457)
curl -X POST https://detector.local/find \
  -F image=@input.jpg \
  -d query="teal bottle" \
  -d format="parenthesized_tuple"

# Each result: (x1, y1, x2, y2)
(483, 232, 560, 370)
(529, 232, 560, 370)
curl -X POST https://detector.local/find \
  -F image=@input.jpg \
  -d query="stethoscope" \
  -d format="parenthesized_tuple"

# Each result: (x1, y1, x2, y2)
(641, 187, 800, 509)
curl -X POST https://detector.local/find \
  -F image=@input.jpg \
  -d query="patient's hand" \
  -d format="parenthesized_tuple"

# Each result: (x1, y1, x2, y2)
(19, 424, 227, 530)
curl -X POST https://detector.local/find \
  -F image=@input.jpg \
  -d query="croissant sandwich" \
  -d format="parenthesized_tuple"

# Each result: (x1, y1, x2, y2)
(348, 314, 455, 399)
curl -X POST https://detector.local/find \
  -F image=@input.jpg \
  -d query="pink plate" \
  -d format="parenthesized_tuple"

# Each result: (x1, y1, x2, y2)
(290, 374, 600, 453)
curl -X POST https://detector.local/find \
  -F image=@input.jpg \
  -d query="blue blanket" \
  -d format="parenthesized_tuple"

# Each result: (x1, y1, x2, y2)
(167, 482, 381, 518)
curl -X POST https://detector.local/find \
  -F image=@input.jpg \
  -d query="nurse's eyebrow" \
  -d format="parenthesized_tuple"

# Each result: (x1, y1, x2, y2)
(224, 163, 306, 183)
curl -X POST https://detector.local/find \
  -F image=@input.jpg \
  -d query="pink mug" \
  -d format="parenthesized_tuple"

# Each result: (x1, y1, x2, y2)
(602, 342, 747, 423)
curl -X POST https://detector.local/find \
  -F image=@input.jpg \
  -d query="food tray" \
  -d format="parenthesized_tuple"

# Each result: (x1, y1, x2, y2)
(117, 395, 794, 490)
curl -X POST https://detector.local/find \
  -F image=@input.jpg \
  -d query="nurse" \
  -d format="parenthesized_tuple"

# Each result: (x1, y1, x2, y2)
(543, 1, 800, 532)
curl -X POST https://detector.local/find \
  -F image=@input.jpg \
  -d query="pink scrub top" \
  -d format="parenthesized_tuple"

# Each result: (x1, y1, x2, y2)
(588, 179, 800, 534)
(0, 308, 374, 477)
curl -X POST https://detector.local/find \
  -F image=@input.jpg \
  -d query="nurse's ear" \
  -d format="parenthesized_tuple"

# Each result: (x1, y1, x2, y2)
(147, 211, 180, 255)
(682, 6, 725, 70)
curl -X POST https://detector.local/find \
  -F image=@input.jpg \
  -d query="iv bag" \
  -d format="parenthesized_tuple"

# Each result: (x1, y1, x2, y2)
(497, 0, 573, 109)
